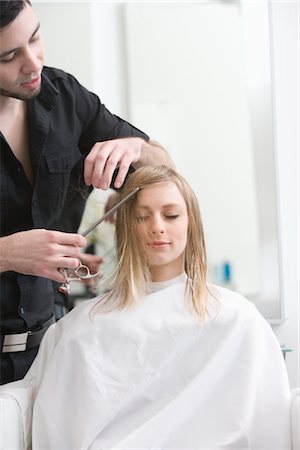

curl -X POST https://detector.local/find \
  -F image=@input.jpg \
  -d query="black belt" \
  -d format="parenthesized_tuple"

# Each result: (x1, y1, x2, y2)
(1, 316, 55, 353)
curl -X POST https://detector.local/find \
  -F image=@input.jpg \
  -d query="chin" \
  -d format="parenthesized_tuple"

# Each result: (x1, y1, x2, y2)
(20, 85, 42, 100)
(0, 86, 41, 101)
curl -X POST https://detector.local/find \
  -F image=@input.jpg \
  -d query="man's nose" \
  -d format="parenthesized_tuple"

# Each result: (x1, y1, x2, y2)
(21, 47, 40, 74)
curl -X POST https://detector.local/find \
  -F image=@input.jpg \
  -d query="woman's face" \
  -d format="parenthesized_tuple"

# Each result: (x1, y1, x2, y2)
(135, 181, 188, 282)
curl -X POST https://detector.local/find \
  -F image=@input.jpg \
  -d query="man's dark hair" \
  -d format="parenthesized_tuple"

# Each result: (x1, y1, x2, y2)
(0, 0, 31, 29)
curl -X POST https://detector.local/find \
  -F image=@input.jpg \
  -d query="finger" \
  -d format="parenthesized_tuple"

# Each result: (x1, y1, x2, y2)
(83, 145, 98, 186)
(84, 142, 108, 186)
(92, 151, 122, 190)
(41, 268, 69, 283)
(57, 257, 81, 271)
(58, 268, 68, 281)
(111, 155, 132, 189)
(86, 262, 103, 273)
(84, 261, 103, 275)
(52, 231, 87, 248)
(80, 253, 103, 264)
(49, 246, 82, 265)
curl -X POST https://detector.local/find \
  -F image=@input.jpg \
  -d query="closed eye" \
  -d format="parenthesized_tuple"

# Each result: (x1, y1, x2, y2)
(0, 52, 16, 63)
(164, 214, 180, 220)
(0, 24, 41, 64)
(30, 31, 41, 43)
(137, 215, 150, 222)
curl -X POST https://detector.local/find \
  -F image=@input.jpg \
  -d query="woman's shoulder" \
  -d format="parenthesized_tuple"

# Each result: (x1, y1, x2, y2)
(206, 283, 265, 324)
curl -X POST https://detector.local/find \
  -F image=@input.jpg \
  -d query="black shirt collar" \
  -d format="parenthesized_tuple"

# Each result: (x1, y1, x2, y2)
(33, 67, 59, 111)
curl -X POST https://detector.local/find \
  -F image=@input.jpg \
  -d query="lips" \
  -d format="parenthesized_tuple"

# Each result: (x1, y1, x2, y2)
(21, 75, 40, 90)
(148, 241, 170, 248)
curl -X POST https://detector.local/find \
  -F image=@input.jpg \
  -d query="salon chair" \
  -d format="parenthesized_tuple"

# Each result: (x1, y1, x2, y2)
(0, 387, 299, 449)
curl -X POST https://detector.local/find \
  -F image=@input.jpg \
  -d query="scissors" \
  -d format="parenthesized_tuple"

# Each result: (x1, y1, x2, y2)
(58, 187, 139, 295)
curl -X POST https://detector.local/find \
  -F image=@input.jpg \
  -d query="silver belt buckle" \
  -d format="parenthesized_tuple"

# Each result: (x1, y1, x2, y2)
(2, 332, 29, 353)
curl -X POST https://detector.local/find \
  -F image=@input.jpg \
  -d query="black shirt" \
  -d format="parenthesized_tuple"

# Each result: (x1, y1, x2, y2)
(0, 66, 149, 334)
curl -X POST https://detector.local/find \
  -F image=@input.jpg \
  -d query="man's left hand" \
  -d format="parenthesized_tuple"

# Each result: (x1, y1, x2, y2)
(84, 137, 143, 190)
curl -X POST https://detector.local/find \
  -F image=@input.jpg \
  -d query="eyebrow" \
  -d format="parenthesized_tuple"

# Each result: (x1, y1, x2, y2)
(137, 203, 183, 210)
(0, 23, 40, 59)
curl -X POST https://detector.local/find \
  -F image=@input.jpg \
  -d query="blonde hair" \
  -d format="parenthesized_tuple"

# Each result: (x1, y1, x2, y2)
(94, 166, 207, 317)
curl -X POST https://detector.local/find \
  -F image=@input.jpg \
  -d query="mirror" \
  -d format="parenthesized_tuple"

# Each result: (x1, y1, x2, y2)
(123, 1, 282, 323)
(34, 1, 283, 322)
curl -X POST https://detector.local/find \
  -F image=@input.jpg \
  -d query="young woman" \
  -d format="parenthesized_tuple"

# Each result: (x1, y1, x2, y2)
(0, 166, 291, 449)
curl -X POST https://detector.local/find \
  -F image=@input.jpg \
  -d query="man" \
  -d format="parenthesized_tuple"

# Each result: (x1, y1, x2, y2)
(0, 0, 174, 384)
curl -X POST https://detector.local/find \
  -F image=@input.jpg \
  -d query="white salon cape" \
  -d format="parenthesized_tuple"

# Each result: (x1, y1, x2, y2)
(2, 274, 291, 449)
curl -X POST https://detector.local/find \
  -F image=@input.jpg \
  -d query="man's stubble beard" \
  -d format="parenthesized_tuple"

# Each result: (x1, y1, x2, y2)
(0, 85, 41, 101)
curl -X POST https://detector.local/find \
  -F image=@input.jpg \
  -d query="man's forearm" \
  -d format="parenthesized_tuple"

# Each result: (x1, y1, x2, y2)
(0, 236, 10, 272)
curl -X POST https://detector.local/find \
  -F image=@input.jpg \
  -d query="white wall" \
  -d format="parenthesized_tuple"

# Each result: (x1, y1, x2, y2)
(90, 2, 128, 119)
(268, 1, 299, 389)
(34, 1, 299, 387)
(34, 1, 93, 89)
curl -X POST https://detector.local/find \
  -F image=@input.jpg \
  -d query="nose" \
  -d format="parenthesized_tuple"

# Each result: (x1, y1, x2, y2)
(151, 214, 165, 234)
(21, 47, 41, 74)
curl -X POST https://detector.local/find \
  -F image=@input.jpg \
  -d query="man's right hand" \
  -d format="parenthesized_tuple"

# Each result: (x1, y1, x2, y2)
(0, 229, 87, 282)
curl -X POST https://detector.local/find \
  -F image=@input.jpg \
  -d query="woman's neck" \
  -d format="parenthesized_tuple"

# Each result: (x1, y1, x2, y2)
(150, 264, 185, 282)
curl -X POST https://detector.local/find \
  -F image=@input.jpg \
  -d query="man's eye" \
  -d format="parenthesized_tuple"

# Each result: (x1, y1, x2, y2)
(30, 33, 40, 43)
(0, 53, 15, 63)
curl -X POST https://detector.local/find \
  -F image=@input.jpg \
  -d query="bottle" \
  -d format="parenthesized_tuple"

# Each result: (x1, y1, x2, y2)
(221, 261, 236, 291)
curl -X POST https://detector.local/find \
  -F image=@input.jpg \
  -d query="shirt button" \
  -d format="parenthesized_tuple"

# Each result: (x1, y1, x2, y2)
(17, 167, 22, 173)
(20, 307, 25, 314)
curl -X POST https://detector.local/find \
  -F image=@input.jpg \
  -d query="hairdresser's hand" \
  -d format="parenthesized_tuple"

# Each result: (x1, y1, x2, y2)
(84, 137, 144, 190)
(0, 229, 87, 282)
